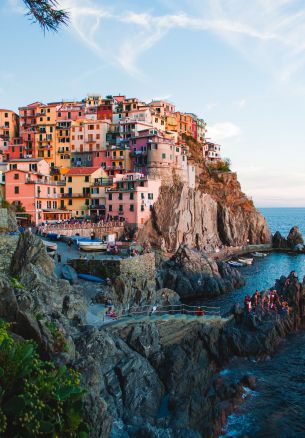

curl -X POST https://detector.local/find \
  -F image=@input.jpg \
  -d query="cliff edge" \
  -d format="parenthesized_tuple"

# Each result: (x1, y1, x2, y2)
(138, 144, 270, 253)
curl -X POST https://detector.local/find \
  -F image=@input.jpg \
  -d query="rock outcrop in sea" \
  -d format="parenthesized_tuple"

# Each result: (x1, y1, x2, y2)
(273, 225, 304, 251)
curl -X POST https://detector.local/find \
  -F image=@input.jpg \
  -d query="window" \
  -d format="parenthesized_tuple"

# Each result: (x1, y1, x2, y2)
(108, 193, 112, 200)
(149, 205, 153, 211)
(118, 193, 123, 200)
(130, 204, 134, 211)
(130, 192, 134, 200)
(141, 193, 144, 199)
(109, 205, 112, 211)
(58, 112, 61, 117)
(148, 193, 153, 200)
(119, 204, 123, 212)
(162, 153, 166, 159)
(84, 176, 89, 182)
(4, 112, 8, 118)
(14, 186, 19, 194)
(141, 205, 144, 211)
(14, 173, 19, 180)
(68, 176, 72, 182)
(68, 199, 72, 205)
(176, 147, 180, 153)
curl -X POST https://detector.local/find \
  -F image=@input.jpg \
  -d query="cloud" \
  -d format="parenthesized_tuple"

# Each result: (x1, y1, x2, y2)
(57, 0, 281, 77)
(206, 122, 241, 142)
(11, 0, 305, 82)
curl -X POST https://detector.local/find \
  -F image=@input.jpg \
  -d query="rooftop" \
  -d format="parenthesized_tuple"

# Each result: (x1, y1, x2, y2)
(66, 167, 100, 176)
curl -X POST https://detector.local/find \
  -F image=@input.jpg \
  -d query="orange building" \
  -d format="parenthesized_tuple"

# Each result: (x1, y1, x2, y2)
(0, 109, 19, 151)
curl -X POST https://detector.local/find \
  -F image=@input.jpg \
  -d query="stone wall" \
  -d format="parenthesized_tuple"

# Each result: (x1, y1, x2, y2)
(70, 253, 156, 307)
(70, 253, 155, 281)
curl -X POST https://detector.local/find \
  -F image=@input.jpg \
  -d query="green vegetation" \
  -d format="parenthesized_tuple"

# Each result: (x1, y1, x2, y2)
(45, 321, 68, 353)
(208, 158, 231, 173)
(10, 277, 26, 290)
(1, 200, 11, 209)
(0, 320, 88, 437)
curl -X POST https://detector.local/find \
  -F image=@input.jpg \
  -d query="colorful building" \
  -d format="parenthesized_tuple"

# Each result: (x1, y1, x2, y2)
(63, 167, 108, 217)
(105, 173, 161, 227)
(5, 158, 69, 224)
(0, 109, 19, 151)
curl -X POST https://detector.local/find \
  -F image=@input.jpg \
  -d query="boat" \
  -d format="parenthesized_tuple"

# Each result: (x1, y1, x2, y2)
(238, 257, 253, 265)
(78, 273, 105, 283)
(46, 232, 59, 241)
(228, 261, 244, 267)
(251, 252, 267, 257)
(78, 241, 107, 251)
(61, 264, 78, 284)
(43, 240, 57, 251)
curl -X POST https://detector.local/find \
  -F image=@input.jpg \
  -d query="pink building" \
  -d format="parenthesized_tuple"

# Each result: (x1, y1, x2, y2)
(5, 158, 70, 224)
(105, 172, 161, 227)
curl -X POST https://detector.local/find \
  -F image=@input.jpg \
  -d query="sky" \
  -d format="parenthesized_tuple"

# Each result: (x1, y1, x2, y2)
(1, 0, 305, 207)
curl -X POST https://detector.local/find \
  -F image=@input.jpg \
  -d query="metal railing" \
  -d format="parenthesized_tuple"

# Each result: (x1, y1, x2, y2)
(101, 303, 221, 325)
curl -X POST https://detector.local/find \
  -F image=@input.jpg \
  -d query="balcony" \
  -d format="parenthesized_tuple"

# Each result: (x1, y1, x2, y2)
(92, 179, 113, 186)
(61, 193, 89, 198)
(26, 178, 65, 186)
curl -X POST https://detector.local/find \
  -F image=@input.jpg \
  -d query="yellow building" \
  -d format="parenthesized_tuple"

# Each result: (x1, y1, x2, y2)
(0, 109, 19, 150)
(175, 112, 193, 136)
(165, 113, 178, 132)
(63, 167, 108, 217)
(55, 122, 71, 171)
(35, 103, 57, 166)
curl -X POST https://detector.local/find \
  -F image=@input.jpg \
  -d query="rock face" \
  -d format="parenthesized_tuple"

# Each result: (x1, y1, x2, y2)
(138, 171, 271, 253)
(3, 232, 305, 438)
(157, 245, 245, 299)
(272, 226, 304, 250)
(287, 226, 304, 249)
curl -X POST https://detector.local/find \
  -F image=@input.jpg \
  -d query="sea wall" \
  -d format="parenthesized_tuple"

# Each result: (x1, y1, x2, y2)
(70, 253, 155, 281)
(70, 253, 157, 308)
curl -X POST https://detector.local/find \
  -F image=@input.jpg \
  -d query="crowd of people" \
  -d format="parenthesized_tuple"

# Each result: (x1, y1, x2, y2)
(244, 271, 298, 315)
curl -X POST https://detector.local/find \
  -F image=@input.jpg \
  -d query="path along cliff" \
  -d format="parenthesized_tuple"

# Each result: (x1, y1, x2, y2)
(1, 232, 305, 437)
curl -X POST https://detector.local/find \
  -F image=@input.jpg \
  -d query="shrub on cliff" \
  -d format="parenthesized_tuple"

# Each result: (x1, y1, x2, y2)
(0, 320, 89, 437)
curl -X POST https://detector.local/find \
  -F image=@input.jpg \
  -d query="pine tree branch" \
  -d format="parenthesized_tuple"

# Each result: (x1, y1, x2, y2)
(23, 0, 69, 32)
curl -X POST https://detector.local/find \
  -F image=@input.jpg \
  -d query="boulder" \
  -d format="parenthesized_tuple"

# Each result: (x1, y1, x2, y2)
(287, 226, 304, 249)
(272, 231, 287, 249)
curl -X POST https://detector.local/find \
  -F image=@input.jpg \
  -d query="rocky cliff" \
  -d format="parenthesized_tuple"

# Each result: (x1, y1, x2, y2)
(138, 159, 271, 253)
(2, 233, 305, 437)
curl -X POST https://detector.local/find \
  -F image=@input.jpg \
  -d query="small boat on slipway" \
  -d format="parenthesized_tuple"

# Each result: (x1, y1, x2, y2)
(251, 252, 268, 257)
(238, 257, 253, 265)
(43, 240, 57, 252)
(228, 261, 244, 267)
(78, 273, 105, 283)
(78, 241, 108, 251)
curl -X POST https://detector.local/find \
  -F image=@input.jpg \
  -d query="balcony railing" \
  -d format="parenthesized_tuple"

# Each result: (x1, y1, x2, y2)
(61, 193, 89, 198)
(26, 178, 65, 186)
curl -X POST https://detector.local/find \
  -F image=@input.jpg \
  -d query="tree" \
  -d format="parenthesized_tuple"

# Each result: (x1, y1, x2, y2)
(23, 0, 69, 32)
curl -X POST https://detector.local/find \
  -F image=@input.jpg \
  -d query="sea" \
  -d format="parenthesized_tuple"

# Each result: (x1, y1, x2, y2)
(214, 208, 305, 437)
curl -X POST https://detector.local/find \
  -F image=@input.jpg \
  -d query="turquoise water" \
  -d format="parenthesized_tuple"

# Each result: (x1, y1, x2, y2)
(259, 207, 305, 236)
(203, 208, 305, 314)
(218, 208, 305, 437)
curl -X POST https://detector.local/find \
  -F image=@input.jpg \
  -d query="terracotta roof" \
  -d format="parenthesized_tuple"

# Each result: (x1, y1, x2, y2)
(66, 167, 100, 176)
